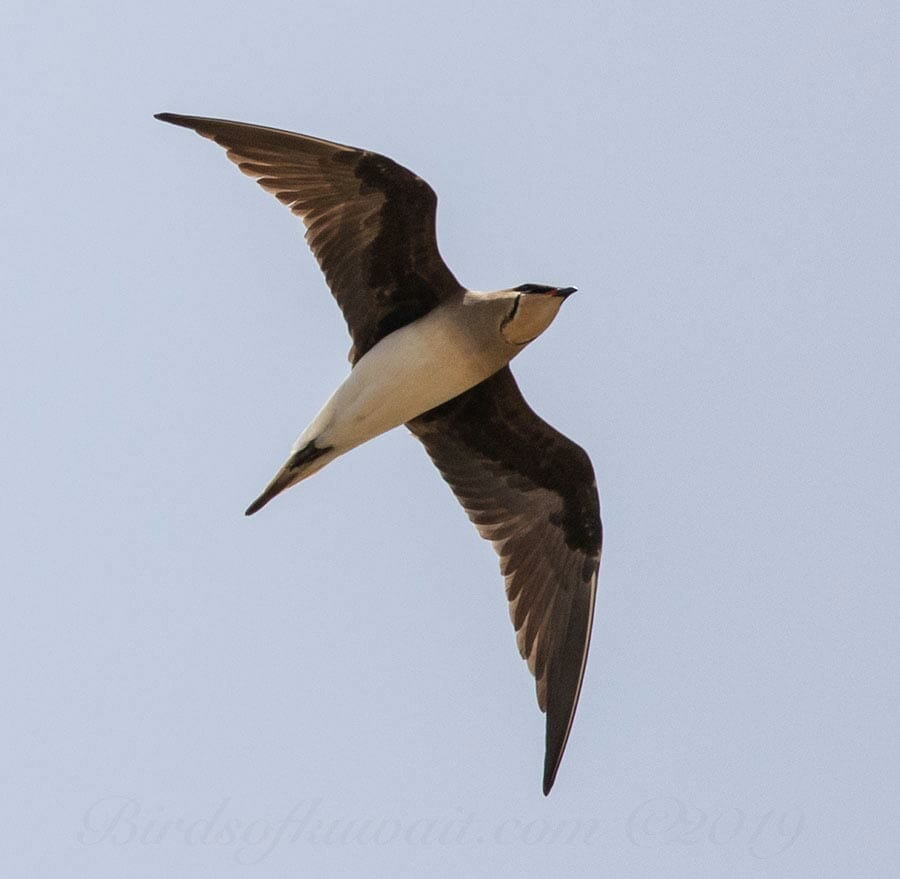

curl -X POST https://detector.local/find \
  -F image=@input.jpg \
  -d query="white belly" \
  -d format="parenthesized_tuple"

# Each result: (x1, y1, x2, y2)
(292, 308, 508, 455)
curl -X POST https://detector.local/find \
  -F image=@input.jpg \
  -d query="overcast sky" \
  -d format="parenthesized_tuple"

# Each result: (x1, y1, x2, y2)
(3, 1, 897, 876)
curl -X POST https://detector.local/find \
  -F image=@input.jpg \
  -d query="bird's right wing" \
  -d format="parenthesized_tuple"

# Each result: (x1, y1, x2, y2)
(156, 113, 462, 361)
(407, 366, 602, 794)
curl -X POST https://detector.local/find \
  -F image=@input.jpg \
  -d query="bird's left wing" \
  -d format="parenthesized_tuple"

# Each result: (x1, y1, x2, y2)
(155, 113, 462, 361)
(407, 366, 602, 794)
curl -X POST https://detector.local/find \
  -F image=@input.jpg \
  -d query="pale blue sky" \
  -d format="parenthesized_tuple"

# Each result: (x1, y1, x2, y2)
(3, 1, 897, 876)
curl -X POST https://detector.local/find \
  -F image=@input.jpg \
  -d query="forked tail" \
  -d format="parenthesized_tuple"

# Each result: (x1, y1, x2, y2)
(244, 441, 334, 515)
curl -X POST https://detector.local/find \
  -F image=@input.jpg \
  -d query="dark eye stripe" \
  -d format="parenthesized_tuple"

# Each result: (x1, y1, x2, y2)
(514, 283, 555, 294)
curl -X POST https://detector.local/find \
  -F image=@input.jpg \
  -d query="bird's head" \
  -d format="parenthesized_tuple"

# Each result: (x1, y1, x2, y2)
(499, 284, 577, 346)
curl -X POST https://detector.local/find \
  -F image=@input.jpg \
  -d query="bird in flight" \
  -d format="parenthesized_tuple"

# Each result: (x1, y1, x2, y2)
(156, 113, 602, 794)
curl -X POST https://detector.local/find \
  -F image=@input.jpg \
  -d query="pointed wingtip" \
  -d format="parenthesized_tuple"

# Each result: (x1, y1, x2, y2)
(542, 760, 559, 796)
(244, 498, 265, 516)
(154, 112, 195, 128)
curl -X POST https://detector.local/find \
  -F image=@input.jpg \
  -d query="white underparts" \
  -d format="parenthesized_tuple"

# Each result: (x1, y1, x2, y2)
(259, 290, 564, 496)
(292, 305, 512, 459)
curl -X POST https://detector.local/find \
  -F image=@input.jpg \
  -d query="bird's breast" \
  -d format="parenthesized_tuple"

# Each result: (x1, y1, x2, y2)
(309, 307, 511, 453)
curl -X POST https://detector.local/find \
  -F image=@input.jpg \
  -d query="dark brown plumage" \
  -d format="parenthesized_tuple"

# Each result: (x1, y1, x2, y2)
(155, 113, 461, 361)
(409, 367, 601, 794)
